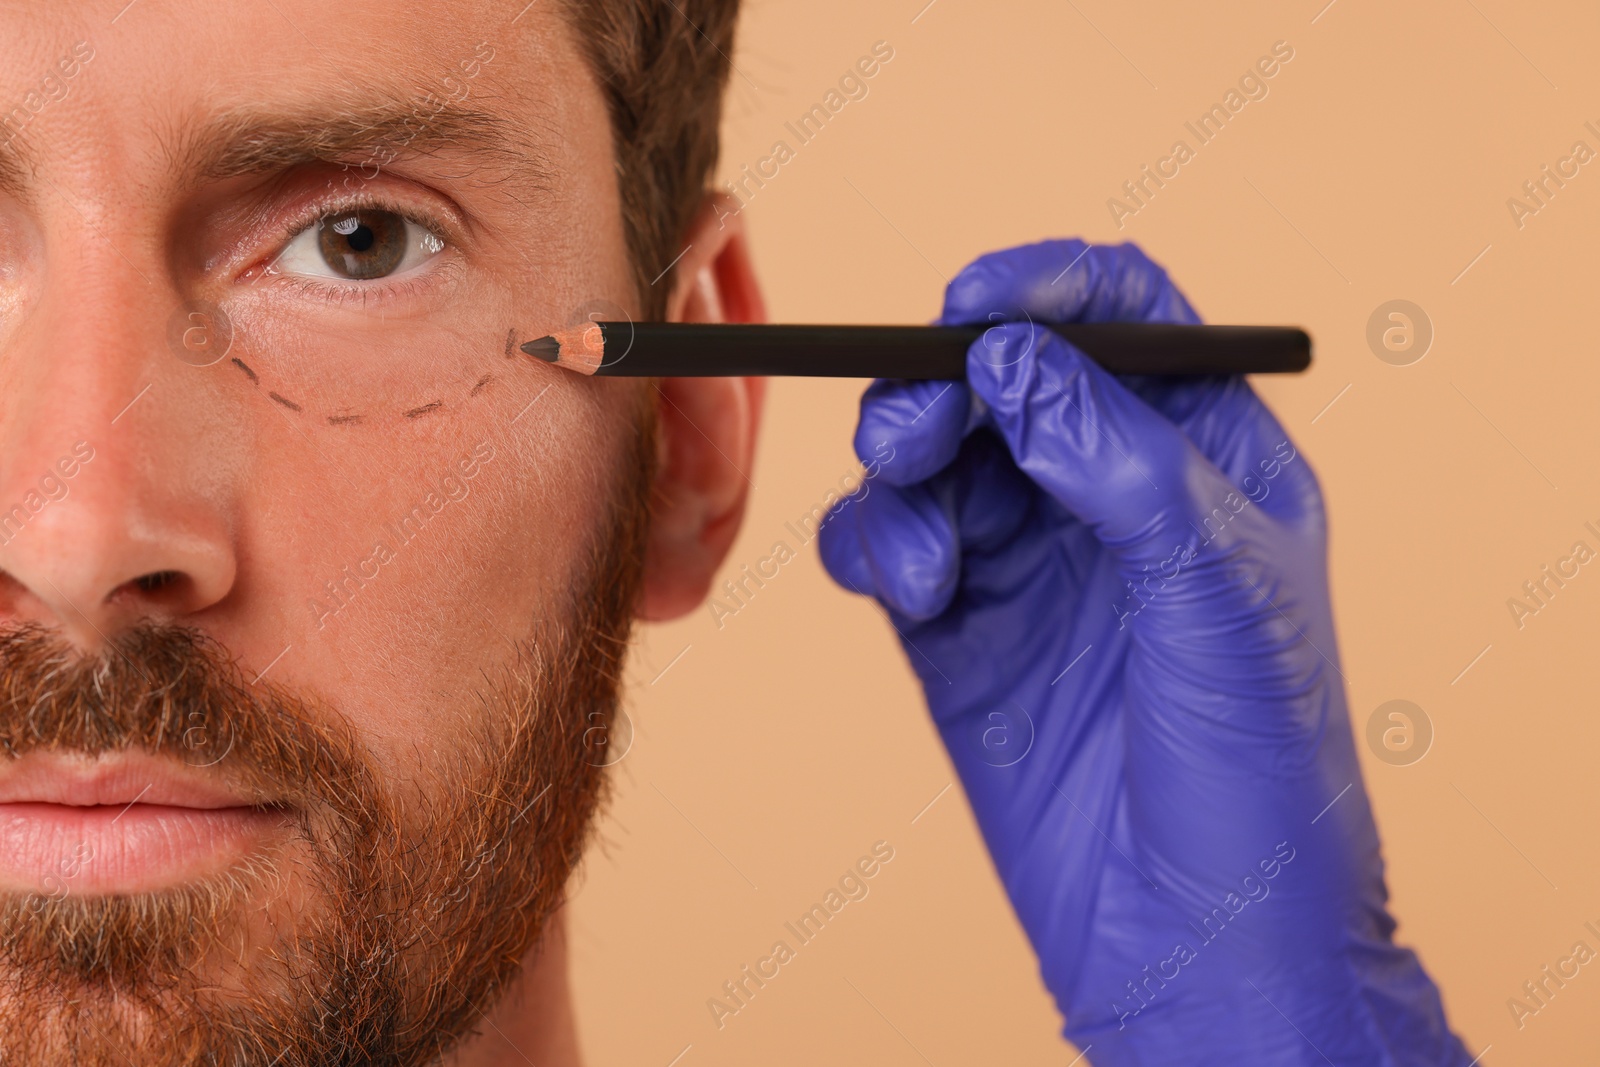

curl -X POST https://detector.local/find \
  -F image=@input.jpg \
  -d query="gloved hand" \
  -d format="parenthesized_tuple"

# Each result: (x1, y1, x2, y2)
(819, 240, 1473, 1065)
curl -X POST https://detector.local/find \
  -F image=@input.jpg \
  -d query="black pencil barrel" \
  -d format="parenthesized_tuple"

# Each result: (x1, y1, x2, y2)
(585, 323, 1310, 378)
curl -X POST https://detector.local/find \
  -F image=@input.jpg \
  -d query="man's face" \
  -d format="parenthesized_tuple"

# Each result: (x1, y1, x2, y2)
(0, 0, 660, 1062)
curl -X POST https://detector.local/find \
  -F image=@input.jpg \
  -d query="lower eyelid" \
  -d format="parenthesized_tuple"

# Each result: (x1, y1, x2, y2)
(257, 255, 463, 308)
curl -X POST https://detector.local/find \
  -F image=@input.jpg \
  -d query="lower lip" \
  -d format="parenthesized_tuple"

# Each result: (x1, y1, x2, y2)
(0, 803, 289, 895)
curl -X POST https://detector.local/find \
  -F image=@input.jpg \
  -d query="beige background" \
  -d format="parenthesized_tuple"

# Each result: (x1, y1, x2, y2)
(568, 1, 1600, 1063)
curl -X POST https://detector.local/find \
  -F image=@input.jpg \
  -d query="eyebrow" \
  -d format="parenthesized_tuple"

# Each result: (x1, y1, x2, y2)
(0, 92, 558, 208)
(166, 95, 559, 199)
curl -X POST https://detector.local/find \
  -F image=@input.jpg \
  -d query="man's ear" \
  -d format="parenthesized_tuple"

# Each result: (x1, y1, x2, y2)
(638, 192, 768, 622)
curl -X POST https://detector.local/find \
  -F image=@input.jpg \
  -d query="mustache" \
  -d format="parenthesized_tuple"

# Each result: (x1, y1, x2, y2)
(0, 621, 380, 814)
(0, 622, 405, 1042)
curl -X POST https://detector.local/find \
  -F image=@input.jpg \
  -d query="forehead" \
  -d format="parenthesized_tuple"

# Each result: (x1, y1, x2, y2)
(0, 0, 586, 193)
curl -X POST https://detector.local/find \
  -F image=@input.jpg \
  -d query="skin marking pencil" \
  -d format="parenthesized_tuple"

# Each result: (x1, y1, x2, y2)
(520, 322, 1312, 379)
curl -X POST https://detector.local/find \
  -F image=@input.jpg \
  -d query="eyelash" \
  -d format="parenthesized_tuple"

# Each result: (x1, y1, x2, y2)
(252, 192, 460, 307)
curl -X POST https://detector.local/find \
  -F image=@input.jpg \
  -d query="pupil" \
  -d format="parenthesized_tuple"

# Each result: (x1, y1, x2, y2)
(318, 210, 408, 280)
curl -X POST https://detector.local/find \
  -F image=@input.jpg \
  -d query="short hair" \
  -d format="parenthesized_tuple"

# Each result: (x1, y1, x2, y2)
(557, 0, 740, 319)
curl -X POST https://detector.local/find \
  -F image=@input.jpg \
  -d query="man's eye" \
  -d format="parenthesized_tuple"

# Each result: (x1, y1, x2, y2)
(275, 208, 446, 282)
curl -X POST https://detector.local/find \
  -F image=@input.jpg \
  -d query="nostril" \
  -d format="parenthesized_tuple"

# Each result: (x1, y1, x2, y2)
(133, 570, 182, 594)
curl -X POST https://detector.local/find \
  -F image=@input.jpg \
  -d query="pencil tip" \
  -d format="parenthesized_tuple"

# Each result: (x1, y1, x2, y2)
(521, 336, 560, 362)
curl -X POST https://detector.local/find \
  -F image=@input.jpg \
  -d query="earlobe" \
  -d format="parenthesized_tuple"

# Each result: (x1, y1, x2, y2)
(637, 192, 768, 622)
(637, 375, 763, 621)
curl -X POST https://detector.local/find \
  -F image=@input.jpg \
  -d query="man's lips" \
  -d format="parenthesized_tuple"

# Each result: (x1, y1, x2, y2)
(0, 751, 290, 895)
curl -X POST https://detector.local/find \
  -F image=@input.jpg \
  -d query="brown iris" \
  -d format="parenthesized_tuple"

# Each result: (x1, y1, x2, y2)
(316, 209, 407, 280)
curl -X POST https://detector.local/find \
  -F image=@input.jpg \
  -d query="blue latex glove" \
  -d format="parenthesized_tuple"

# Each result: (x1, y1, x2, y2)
(819, 240, 1472, 1065)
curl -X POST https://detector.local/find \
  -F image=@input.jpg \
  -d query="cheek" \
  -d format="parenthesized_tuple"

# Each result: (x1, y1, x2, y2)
(235, 370, 633, 768)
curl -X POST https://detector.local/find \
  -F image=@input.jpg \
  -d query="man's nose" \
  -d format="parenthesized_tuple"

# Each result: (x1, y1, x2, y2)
(0, 239, 238, 650)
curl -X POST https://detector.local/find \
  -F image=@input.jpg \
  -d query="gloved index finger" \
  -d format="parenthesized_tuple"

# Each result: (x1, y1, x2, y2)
(940, 239, 1202, 329)
(852, 376, 974, 488)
